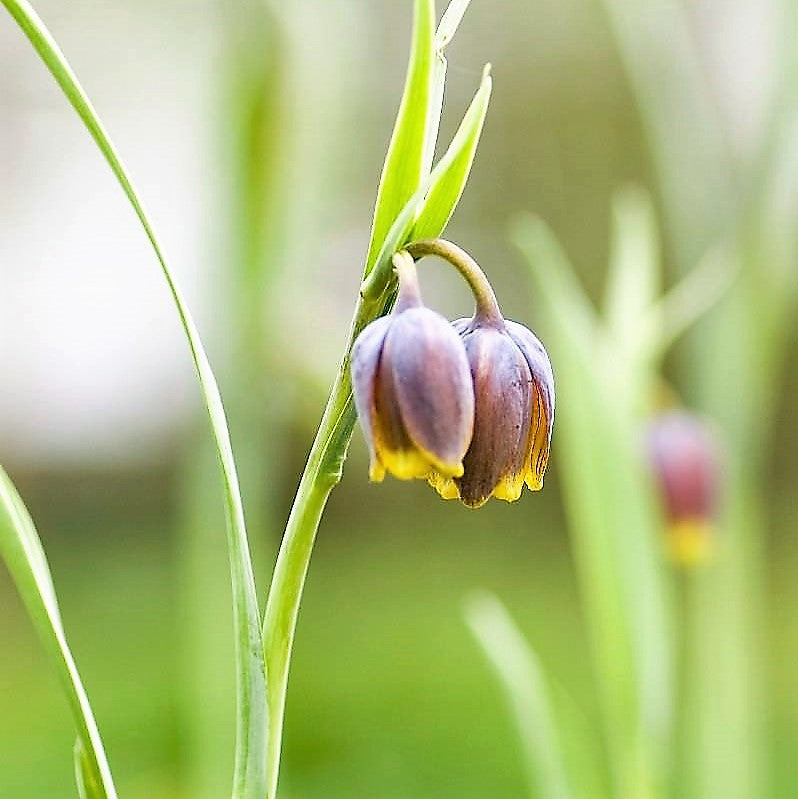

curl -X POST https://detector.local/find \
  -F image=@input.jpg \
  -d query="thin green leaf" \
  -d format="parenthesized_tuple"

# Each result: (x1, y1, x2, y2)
(648, 243, 738, 361)
(0, 467, 116, 799)
(466, 593, 574, 799)
(411, 64, 492, 240)
(604, 187, 660, 351)
(364, 0, 435, 274)
(0, 2, 267, 796)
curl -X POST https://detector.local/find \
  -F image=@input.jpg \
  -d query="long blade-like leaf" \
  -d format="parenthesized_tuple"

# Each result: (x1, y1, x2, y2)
(0, 2, 267, 796)
(364, 0, 435, 274)
(0, 467, 117, 799)
(467, 593, 575, 799)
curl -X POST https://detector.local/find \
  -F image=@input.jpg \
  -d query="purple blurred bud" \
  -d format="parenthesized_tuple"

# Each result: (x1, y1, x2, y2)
(646, 410, 721, 566)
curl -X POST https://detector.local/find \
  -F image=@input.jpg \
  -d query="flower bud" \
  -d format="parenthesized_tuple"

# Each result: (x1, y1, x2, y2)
(646, 410, 721, 566)
(429, 317, 555, 508)
(351, 255, 475, 484)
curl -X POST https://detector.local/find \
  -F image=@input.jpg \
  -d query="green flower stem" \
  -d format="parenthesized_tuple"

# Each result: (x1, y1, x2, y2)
(262, 289, 390, 799)
(261, 237, 496, 799)
(405, 238, 503, 324)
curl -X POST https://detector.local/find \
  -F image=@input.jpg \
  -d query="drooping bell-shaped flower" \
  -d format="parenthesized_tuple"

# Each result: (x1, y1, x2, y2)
(384, 239, 555, 509)
(646, 410, 721, 566)
(429, 315, 555, 508)
(351, 252, 475, 484)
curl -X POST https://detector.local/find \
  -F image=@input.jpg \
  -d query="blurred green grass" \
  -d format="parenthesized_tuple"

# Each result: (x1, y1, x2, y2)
(2, 460, 797, 798)
(0, 462, 586, 798)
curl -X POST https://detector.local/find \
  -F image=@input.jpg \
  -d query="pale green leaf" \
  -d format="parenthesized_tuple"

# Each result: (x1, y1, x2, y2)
(0, 2, 267, 796)
(364, 0, 435, 274)
(421, 0, 473, 176)
(0, 467, 116, 799)
(467, 593, 575, 799)
(422, 52, 447, 178)
(604, 187, 660, 351)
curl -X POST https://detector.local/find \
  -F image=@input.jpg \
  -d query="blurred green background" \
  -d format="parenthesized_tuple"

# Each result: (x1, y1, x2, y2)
(1, 1, 797, 797)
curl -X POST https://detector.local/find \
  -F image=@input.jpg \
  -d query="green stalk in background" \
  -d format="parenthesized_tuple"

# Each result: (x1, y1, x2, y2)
(504, 189, 736, 799)
(513, 202, 670, 799)
(594, 3, 798, 798)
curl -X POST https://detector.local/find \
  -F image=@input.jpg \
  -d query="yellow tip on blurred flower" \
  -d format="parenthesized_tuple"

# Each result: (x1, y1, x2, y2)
(666, 519, 714, 568)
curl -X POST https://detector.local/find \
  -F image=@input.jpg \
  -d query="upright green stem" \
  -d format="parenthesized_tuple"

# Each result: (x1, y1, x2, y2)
(261, 236, 501, 797)
(261, 289, 389, 798)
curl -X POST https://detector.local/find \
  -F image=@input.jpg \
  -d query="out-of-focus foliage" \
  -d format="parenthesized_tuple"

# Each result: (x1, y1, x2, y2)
(1, 1, 797, 798)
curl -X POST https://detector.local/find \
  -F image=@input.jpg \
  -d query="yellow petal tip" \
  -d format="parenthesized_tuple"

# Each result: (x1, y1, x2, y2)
(524, 470, 544, 492)
(427, 471, 461, 501)
(378, 447, 432, 481)
(493, 473, 525, 503)
(369, 461, 386, 483)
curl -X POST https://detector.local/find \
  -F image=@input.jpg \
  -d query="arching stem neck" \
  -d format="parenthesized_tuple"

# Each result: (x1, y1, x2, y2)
(404, 238, 503, 325)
